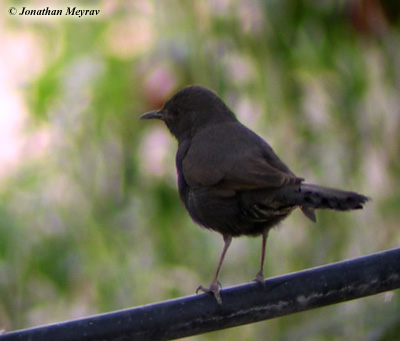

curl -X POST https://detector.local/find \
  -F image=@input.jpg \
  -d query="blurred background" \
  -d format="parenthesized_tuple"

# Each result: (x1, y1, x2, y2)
(1, 0, 399, 339)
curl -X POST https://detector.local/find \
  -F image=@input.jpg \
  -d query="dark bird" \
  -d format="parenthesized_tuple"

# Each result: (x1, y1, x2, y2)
(141, 85, 369, 304)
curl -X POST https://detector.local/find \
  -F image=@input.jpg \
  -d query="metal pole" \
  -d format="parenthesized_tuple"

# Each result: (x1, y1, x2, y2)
(1, 248, 399, 341)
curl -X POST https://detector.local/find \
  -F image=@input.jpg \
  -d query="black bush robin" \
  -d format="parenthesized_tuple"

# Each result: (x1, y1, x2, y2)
(141, 85, 369, 304)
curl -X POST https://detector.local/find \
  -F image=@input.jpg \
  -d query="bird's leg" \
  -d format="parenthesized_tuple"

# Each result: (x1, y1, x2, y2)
(255, 231, 269, 282)
(196, 234, 232, 305)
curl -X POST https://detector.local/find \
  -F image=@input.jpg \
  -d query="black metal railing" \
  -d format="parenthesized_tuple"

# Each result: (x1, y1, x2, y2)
(1, 247, 399, 341)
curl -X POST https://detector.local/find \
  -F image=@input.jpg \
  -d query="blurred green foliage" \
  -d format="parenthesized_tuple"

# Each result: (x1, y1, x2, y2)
(1, 0, 400, 339)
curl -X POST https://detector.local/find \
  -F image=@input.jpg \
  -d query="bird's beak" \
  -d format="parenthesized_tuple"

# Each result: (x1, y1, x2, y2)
(140, 110, 163, 120)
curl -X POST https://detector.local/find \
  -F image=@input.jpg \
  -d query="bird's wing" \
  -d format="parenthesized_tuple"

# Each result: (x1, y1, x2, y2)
(220, 154, 302, 190)
(182, 122, 302, 192)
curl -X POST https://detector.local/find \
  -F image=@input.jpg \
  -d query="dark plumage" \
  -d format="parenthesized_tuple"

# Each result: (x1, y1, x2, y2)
(141, 85, 369, 304)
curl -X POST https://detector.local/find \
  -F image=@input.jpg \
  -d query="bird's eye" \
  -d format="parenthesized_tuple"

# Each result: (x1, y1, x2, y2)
(170, 107, 181, 117)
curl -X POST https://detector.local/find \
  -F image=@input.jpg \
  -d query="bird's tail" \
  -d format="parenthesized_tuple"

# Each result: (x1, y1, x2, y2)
(279, 183, 370, 223)
(298, 184, 370, 210)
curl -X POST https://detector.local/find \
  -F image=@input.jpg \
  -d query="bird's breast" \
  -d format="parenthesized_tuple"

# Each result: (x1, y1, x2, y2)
(184, 187, 243, 234)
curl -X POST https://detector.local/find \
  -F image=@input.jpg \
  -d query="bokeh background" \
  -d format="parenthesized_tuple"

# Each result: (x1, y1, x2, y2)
(1, 0, 399, 339)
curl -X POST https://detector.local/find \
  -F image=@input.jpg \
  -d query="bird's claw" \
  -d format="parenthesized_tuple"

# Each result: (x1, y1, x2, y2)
(196, 281, 223, 305)
(253, 271, 265, 284)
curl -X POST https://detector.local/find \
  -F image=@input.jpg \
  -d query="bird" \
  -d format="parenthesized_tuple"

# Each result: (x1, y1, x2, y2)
(140, 85, 369, 304)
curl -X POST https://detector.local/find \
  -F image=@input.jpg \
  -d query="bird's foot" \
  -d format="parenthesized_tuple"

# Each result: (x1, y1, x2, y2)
(196, 280, 222, 305)
(254, 271, 265, 285)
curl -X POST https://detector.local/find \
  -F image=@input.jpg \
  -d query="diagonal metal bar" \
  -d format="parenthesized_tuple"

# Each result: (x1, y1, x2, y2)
(1, 248, 399, 341)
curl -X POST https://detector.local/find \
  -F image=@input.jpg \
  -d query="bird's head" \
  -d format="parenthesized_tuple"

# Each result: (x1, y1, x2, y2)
(140, 85, 237, 141)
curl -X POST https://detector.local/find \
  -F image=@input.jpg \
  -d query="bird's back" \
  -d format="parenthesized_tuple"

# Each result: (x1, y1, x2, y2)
(176, 121, 301, 236)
